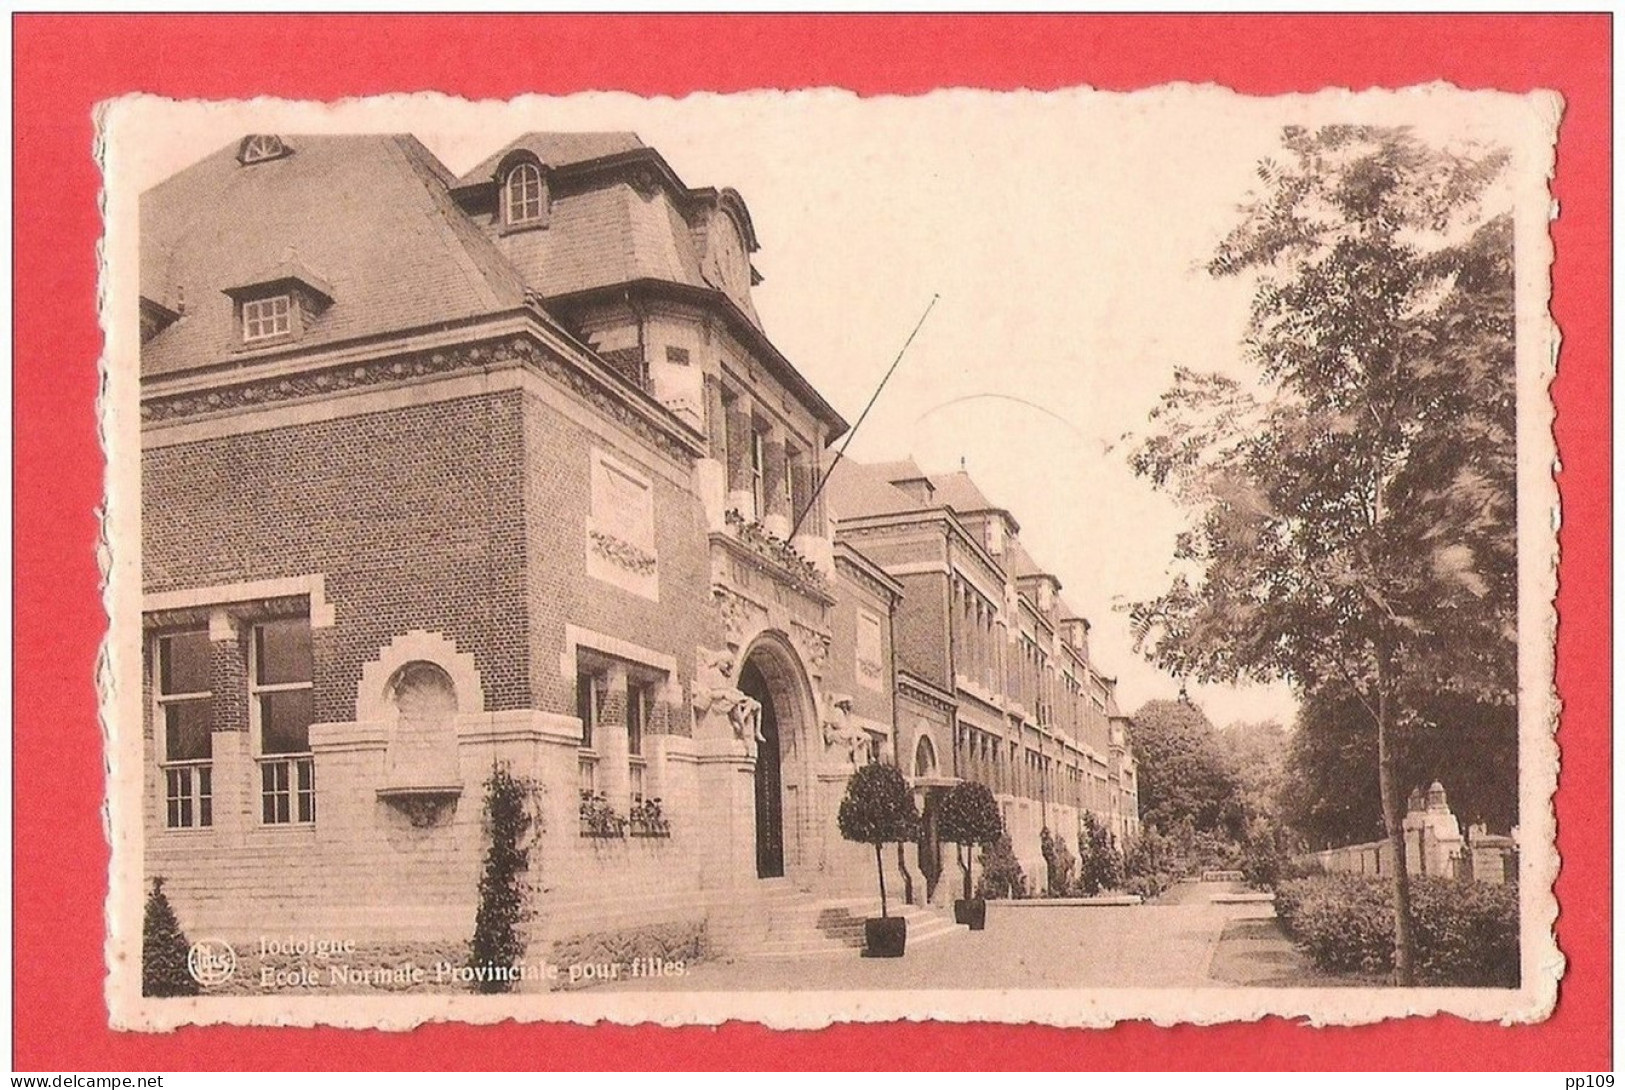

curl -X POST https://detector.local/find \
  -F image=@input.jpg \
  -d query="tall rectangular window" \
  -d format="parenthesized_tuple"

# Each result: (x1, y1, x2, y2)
(749, 430, 766, 521)
(156, 630, 213, 829)
(627, 682, 650, 803)
(253, 616, 314, 824)
(576, 668, 602, 796)
(782, 445, 798, 524)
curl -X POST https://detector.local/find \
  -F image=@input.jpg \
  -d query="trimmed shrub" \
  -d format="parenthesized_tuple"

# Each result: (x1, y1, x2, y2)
(1273, 875, 1393, 975)
(1123, 827, 1176, 899)
(469, 763, 541, 993)
(939, 781, 1004, 901)
(142, 877, 198, 997)
(976, 832, 1028, 900)
(1274, 875, 1519, 986)
(1040, 826, 1076, 897)
(1241, 837, 1285, 889)
(1410, 878, 1521, 988)
(1077, 812, 1125, 895)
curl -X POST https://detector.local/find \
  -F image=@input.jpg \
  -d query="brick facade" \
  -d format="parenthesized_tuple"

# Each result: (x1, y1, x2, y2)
(134, 129, 1143, 973)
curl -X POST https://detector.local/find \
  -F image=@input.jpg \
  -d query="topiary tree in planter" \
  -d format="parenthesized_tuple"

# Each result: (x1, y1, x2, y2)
(837, 762, 920, 957)
(142, 877, 198, 997)
(469, 762, 542, 993)
(938, 781, 1004, 928)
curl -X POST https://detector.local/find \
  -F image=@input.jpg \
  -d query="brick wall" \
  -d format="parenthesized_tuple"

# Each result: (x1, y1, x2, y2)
(827, 565, 894, 729)
(519, 393, 718, 723)
(890, 571, 950, 686)
(144, 392, 532, 718)
(142, 381, 724, 939)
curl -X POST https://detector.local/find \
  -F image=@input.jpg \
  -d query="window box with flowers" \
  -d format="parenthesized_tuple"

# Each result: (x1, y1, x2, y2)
(724, 508, 828, 594)
(629, 797, 671, 839)
(579, 791, 628, 839)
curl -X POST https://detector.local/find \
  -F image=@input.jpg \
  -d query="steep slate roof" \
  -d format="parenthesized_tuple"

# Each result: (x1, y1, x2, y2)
(446, 134, 856, 439)
(452, 132, 646, 187)
(927, 471, 1005, 521)
(141, 134, 530, 377)
(872, 458, 930, 486)
(498, 183, 709, 301)
(462, 133, 764, 330)
(1005, 538, 1048, 581)
(822, 458, 923, 521)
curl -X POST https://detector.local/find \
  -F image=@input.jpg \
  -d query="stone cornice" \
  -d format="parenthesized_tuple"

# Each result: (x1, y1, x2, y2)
(833, 542, 904, 605)
(709, 529, 836, 607)
(141, 328, 707, 463)
(897, 672, 957, 716)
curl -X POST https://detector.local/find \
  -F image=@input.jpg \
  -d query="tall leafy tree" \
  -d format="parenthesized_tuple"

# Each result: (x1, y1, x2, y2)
(1280, 685, 1518, 849)
(1129, 126, 1515, 984)
(1128, 699, 1243, 838)
(1214, 718, 1290, 825)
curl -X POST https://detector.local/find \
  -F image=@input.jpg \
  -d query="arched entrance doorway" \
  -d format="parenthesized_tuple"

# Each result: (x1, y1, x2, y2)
(912, 733, 945, 901)
(737, 638, 810, 881)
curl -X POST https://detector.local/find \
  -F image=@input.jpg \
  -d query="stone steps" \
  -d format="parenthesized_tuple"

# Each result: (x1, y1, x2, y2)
(730, 892, 962, 959)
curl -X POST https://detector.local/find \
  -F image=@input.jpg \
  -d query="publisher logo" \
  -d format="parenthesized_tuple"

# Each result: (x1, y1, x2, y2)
(187, 939, 237, 987)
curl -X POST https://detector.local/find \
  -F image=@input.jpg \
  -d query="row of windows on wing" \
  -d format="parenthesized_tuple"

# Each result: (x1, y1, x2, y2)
(955, 725, 1125, 811)
(155, 617, 316, 829)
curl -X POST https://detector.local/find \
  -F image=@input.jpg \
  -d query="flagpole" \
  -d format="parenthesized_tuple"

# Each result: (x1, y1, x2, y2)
(788, 293, 940, 542)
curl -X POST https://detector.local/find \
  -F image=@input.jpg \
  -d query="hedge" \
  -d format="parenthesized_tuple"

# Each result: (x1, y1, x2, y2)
(1274, 875, 1519, 987)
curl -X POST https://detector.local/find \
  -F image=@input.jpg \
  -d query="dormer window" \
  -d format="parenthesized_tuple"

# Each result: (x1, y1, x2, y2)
(238, 135, 289, 165)
(242, 295, 292, 342)
(504, 162, 544, 226)
(223, 259, 333, 350)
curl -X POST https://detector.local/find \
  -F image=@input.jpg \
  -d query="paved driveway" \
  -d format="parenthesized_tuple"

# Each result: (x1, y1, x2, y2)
(603, 883, 1278, 992)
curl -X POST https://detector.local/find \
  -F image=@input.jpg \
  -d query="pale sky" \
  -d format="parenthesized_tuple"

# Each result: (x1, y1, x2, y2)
(108, 86, 1549, 730)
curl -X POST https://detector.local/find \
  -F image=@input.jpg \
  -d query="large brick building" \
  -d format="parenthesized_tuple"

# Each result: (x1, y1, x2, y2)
(826, 459, 1141, 887)
(137, 131, 1138, 961)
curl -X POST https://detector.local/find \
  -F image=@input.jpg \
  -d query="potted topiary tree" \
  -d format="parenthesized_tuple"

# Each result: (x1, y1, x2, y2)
(837, 762, 921, 957)
(938, 780, 1003, 929)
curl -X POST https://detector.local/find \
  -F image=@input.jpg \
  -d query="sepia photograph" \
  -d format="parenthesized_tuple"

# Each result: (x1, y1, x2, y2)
(100, 80, 1560, 1032)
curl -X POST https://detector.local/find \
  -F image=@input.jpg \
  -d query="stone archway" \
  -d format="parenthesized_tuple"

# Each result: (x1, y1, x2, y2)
(737, 634, 813, 881)
(914, 733, 939, 778)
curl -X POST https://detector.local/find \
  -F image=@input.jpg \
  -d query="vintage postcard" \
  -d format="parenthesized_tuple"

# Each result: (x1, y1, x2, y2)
(99, 85, 1562, 1031)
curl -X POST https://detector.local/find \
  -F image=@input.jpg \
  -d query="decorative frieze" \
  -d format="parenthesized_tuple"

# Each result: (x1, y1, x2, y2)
(142, 335, 704, 464)
(791, 620, 831, 676)
(722, 509, 829, 596)
(588, 528, 657, 576)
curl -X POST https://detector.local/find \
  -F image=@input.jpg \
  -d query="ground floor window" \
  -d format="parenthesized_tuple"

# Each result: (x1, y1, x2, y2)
(628, 681, 651, 802)
(261, 756, 315, 824)
(252, 616, 315, 825)
(165, 764, 212, 829)
(155, 629, 213, 829)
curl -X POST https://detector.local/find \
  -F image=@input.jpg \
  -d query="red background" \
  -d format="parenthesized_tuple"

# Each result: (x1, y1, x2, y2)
(12, 13, 1610, 1071)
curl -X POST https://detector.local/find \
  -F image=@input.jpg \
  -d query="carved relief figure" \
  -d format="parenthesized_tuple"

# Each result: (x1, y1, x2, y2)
(691, 647, 764, 755)
(820, 691, 869, 766)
